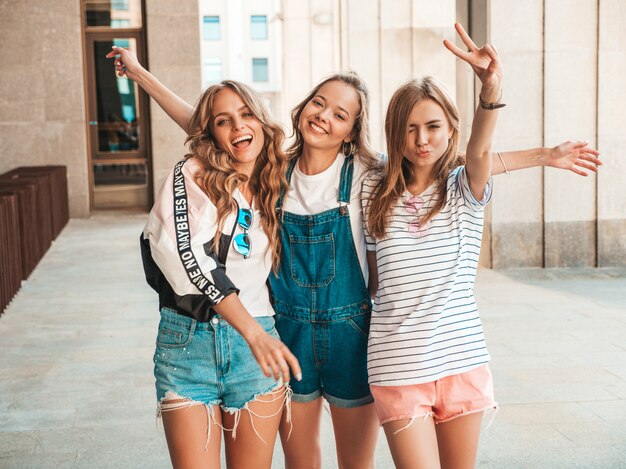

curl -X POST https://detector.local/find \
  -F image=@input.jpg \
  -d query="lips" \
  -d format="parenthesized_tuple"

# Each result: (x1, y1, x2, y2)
(231, 134, 253, 149)
(308, 121, 328, 135)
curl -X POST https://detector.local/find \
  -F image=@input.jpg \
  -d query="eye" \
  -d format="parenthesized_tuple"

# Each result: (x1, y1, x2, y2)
(335, 113, 346, 121)
(242, 111, 254, 118)
(429, 124, 440, 129)
(312, 99, 323, 107)
(216, 118, 230, 127)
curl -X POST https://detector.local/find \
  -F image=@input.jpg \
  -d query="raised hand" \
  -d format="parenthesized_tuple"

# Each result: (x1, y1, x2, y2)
(443, 23, 503, 97)
(105, 46, 143, 81)
(548, 141, 602, 176)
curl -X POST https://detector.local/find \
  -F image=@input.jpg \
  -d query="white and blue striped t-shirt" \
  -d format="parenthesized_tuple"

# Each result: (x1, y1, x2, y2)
(362, 166, 492, 386)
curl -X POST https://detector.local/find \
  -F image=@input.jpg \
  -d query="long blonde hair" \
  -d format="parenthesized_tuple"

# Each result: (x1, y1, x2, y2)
(366, 77, 463, 239)
(286, 72, 379, 169)
(184, 80, 287, 271)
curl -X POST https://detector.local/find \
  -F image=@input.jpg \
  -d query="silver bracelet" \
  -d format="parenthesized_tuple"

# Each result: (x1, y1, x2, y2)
(497, 151, 510, 175)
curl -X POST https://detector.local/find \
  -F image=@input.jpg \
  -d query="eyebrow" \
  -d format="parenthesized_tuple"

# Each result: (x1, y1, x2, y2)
(214, 105, 250, 120)
(315, 94, 351, 117)
(409, 119, 443, 127)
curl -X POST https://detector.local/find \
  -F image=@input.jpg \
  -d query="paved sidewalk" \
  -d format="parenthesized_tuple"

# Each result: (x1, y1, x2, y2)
(1, 213, 625, 468)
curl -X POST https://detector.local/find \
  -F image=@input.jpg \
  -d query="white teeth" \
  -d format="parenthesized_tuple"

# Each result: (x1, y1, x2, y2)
(231, 134, 252, 144)
(310, 122, 326, 134)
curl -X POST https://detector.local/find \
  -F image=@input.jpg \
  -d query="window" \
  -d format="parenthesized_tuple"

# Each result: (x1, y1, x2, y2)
(251, 15, 268, 40)
(112, 0, 129, 10)
(252, 58, 269, 82)
(203, 16, 220, 41)
(204, 58, 222, 85)
(110, 19, 130, 28)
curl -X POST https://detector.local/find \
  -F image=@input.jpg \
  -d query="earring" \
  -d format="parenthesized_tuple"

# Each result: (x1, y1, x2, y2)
(342, 140, 357, 156)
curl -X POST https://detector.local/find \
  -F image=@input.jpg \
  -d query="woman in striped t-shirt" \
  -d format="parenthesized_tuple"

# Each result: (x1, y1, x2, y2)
(362, 23, 503, 468)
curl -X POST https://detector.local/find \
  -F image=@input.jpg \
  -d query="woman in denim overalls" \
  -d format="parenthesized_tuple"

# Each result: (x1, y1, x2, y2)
(268, 73, 382, 469)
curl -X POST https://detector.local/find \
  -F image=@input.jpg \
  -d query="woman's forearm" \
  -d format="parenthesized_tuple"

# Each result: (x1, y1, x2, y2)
(492, 147, 550, 175)
(135, 68, 195, 133)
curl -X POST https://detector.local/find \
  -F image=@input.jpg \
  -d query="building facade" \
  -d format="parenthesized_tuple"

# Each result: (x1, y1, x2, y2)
(0, 0, 624, 267)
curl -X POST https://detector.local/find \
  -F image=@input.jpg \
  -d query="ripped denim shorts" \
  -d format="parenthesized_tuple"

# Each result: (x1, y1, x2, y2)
(153, 307, 283, 412)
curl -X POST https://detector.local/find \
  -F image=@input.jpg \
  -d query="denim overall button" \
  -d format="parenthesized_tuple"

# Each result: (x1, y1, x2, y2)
(211, 317, 219, 325)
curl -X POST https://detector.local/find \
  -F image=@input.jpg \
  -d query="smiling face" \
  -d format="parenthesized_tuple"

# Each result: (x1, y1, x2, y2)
(298, 80, 360, 153)
(402, 98, 453, 171)
(209, 88, 265, 172)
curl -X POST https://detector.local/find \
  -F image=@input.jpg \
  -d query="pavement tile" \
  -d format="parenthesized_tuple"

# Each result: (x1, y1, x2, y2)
(579, 399, 626, 421)
(1, 214, 625, 468)
(495, 402, 600, 425)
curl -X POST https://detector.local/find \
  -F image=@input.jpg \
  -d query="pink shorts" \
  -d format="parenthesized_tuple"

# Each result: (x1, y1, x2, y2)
(370, 365, 497, 425)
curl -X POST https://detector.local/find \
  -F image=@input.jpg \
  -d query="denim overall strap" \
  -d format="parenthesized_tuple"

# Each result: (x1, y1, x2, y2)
(269, 155, 371, 323)
(276, 158, 298, 210)
(337, 155, 354, 204)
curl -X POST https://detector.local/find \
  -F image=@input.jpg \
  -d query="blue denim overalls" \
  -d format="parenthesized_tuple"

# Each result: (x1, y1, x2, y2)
(269, 155, 373, 407)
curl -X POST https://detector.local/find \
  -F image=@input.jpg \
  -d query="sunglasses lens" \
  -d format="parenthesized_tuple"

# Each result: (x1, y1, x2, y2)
(237, 209, 253, 230)
(233, 233, 251, 258)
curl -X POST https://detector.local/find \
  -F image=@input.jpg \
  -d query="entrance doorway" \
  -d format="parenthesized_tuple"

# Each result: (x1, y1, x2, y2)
(82, 0, 151, 210)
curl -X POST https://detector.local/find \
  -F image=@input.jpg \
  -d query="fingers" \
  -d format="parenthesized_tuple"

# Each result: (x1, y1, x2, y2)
(443, 38, 472, 61)
(570, 167, 589, 177)
(580, 154, 602, 165)
(272, 350, 291, 383)
(265, 353, 283, 381)
(106, 46, 126, 58)
(484, 45, 501, 74)
(575, 160, 599, 172)
(282, 347, 302, 382)
(454, 22, 478, 51)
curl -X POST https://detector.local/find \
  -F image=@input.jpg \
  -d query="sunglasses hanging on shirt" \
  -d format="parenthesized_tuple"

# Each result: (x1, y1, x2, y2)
(233, 208, 253, 259)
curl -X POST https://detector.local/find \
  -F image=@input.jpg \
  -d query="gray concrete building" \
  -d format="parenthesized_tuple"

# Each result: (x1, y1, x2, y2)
(0, 0, 624, 268)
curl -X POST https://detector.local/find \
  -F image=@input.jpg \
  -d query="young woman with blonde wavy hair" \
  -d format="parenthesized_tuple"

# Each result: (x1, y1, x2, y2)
(140, 80, 301, 469)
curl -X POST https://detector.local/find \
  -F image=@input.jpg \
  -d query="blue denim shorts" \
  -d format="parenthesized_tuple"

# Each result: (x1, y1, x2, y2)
(153, 307, 281, 411)
(274, 310, 373, 408)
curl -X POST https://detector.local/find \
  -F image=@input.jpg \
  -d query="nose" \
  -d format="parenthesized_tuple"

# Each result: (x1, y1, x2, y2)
(417, 128, 428, 146)
(316, 106, 331, 122)
(232, 117, 245, 130)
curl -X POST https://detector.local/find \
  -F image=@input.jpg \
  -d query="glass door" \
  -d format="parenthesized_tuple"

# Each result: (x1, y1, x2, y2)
(83, 2, 151, 210)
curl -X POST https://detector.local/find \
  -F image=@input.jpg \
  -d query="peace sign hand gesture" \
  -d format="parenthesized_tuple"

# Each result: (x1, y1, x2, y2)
(443, 23, 503, 99)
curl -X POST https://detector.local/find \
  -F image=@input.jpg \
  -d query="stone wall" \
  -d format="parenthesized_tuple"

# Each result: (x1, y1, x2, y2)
(0, 0, 89, 217)
(144, 1, 201, 198)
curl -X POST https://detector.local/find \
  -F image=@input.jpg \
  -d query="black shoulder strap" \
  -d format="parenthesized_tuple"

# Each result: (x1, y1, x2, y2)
(171, 159, 225, 302)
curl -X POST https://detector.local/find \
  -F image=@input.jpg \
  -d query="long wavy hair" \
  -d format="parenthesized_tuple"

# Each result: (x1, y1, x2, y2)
(366, 77, 464, 239)
(286, 72, 379, 169)
(184, 80, 287, 271)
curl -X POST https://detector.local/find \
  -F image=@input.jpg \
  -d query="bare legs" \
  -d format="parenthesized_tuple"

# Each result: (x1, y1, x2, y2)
(223, 389, 286, 468)
(383, 412, 485, 469)
(436, 412, 484, 469)
(330, 403, 379, 469)
(280, 398, 379, 469)
(161, 388, 287, 469)
(162, 401, 222, 469)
